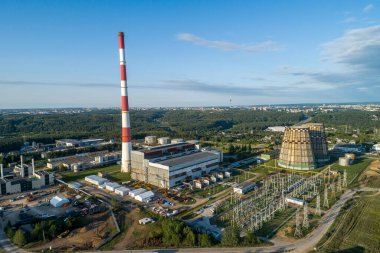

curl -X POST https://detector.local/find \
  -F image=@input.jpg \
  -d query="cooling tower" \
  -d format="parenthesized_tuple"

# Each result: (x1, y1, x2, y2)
(303, 123, 330, 163)
(278, 127, 316, 170)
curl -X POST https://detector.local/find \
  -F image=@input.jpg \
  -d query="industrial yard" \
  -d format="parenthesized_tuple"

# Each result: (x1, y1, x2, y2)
(2, 2, 380, 251)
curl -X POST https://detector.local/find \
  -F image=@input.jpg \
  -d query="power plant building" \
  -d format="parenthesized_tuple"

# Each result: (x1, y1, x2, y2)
(0, 160, 54, 196)
(278, 123, 329, 170)
(131, 142, 222, 188)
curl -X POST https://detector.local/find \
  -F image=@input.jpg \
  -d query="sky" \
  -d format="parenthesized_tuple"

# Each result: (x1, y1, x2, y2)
(0, 0, 380, 108)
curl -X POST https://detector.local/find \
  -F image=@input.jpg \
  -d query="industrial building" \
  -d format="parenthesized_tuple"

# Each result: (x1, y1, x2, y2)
(278, 123, 330, 171)
(50, 196, 70, 207)
(85, 175, 109, 186)
(55, 138, 106, 148)
(131, 142, 222, 188)
(47, 151, 121, 172)
(233, 182, 257, 194)
(0, 158, 54, 196)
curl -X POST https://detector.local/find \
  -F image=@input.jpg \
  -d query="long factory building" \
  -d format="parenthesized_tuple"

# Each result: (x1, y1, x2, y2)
(131, 142, 223, 188)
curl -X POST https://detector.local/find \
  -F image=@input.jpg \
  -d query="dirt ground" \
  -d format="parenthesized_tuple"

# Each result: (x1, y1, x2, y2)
(359, 160, 380, 186)
(112, 208, 154, 250)
(29, 211, 116, 252)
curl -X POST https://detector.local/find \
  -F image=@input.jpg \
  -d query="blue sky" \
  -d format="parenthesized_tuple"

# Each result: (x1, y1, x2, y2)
(0, 0, 379, 108)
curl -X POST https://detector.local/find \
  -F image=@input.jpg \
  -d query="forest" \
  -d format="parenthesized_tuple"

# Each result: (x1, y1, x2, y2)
(1, 108, 379, 153)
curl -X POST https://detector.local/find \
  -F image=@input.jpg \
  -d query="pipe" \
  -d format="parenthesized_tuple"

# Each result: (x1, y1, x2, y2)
(20, 155, 24, 177)
(0, 164, 3, 179)
(118, 32, 132, 173)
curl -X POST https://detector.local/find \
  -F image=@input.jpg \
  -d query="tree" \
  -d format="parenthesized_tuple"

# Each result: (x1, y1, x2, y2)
(199, 233, 212, 247)
(221, 226, 240, 247)
(49, 224, 58, 239)
(243, 230, 260, 246)
(13, 229, 27, 246)
(183, 227, 196, 247)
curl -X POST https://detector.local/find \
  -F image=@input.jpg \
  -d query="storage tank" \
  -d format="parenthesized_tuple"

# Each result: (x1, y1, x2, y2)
(158, 137, 171, 145)
(278, 127, 316, 170)
(171, 138, 184, 144)
(144, 136, 157, 145)
(339, 157, 350, 166)
(345, 153, 356, 160)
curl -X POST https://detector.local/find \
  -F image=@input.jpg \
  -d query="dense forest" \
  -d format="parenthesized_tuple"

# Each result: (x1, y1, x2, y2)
(1, 108, 379, 153)
(0, 109, 302, 152)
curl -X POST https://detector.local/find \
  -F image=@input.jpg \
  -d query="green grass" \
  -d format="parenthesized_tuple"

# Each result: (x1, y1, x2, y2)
(317, 195, 380, 252)
(255, 207, 296, 238)
(60, 164, 121, 182)
(331, 158, 372, 186)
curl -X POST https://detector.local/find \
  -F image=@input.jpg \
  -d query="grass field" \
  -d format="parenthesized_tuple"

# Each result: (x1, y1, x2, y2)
(255, 207, 296, 238)
(331, 158, 372, 186)
(317, 159, 380, 252)
(317, 195, 380, 252)
(60, 164, 122, 182)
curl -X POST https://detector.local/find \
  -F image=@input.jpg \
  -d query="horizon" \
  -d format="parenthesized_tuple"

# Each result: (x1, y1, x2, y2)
(1, 0, 380, 108)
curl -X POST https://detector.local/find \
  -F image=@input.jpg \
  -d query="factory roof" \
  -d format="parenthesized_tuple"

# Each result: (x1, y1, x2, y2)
(152, 151, 218, 167)
(141, 142, 194, 152)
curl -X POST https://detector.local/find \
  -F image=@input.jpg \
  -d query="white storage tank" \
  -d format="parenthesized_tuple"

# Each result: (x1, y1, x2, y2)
(145, 136, 157, 145)
(171, 138, 184, 144)
(339, 157, 350, 166)
(158, 137, 171, 145)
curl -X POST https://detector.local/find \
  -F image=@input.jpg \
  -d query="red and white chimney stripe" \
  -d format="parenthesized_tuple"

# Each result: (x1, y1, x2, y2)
(118, 32, 132, 173)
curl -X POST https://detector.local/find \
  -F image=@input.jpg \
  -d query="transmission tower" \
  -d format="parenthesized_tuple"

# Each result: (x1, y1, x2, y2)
(343, 170, 347, 187)
(337, 176, 342, 193)
(331, 182, 335, 198)
(303, 202, 309, 230)
(323, 186, 329, 208)
(294, 208, 302, 238)
(315, 194, 321, 216)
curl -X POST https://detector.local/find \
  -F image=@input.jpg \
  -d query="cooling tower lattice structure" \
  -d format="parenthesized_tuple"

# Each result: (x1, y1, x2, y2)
(278, 123, 329, 170)
(304, 123, 329, 163)
(278, 127, 316, 170)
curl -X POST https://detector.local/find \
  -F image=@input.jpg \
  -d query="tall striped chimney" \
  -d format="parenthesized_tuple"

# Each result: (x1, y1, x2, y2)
(118, 32, 132, 173)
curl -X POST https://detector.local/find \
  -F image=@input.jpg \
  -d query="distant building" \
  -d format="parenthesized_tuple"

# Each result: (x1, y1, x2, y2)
(266, 126, 286, 132)
(333, 144, 363, 153)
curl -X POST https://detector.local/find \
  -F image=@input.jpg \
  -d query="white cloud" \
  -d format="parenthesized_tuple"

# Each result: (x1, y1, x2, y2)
(341, 16, 357, 23)
(176, 33, 283, 53)
(363, 4, 374, 13)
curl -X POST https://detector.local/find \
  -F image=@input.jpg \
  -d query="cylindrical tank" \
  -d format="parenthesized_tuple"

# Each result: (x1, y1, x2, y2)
(144, 136, 157, 145)
(345, 153, 356, 160)
(278, 127, 316, 170)
(171, 138, 184, 144)
(339, 157, 350, 166)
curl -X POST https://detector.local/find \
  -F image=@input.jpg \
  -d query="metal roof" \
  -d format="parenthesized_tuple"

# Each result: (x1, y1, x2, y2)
(153, 151, 218, 167)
